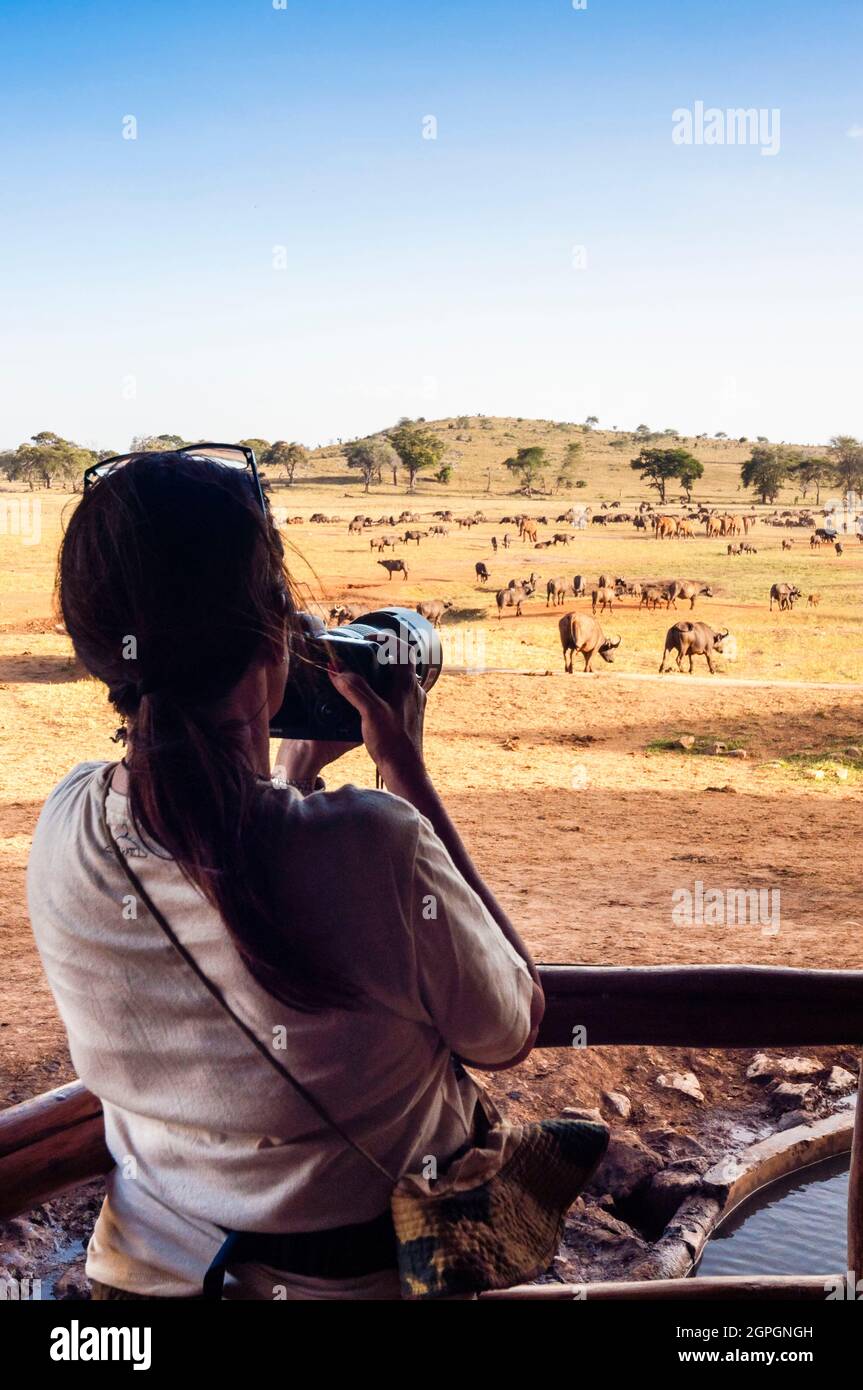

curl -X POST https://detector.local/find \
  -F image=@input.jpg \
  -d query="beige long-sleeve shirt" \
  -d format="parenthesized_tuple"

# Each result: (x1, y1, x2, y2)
(27, 762, 533, 1298)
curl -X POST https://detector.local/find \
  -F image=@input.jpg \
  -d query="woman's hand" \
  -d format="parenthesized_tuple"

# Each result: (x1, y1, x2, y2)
(273, 737, 358, 785)
(327, 636, 427, 787)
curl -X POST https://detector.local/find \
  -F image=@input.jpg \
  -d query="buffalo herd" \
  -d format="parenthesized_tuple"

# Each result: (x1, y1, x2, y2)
(312, 503, 854, 676)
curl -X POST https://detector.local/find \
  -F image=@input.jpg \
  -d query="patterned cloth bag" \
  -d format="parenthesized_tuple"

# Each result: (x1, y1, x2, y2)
(391, 1090, 608, 1298)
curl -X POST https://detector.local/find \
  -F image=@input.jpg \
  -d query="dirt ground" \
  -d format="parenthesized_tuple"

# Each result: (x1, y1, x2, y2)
(1, 484, 861, 1105)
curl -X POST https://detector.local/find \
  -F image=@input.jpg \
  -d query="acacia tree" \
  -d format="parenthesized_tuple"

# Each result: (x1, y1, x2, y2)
(263, 440, 307, 484)
(3, 433, 97, 489)
(503, 445, 547, 495)
(345, 436, 400, 493)
(556, 439, 583, 492)
(630, 446, 701, 504)
(389, 420, 445, 492)
(130, 433, 186, 452)
(794, 456, 833, 504)
(829, 435, 863, 495)
(677, 455, 704, 501)
(740, 445, 792, 503)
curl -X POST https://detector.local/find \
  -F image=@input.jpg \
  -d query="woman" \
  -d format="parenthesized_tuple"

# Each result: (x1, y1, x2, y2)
(27, 452, 544, 1299)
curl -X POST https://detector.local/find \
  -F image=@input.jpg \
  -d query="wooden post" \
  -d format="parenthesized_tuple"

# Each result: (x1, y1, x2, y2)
(848, 1051, 863, 1281)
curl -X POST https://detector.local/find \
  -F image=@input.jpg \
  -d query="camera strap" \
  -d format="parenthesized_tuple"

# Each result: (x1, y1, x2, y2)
(98, 770, 397, 1187)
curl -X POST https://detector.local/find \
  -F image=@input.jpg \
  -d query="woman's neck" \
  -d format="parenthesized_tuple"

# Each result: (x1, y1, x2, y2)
(112, 660, 274, 795)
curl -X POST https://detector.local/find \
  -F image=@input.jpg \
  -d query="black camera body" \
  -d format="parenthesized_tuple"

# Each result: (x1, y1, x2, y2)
(270, 606, 443, 742)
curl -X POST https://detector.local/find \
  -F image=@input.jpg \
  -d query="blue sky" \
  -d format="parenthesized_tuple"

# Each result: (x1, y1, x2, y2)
(0, 0, 860, 450)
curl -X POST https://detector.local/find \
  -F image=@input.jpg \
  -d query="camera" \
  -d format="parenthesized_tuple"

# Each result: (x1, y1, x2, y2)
(270, 606, 443, 742)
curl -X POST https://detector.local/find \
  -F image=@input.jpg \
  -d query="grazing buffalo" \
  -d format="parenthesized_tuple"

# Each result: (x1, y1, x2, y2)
(552, 532, 572, 546)
(769, 582, 801, 611)
(496, 581, 534, 619)
(475, 562, 490, 583)
(659, 621, 729, 674)
(559, 614, 621, 672)
(546, 577, 569, 607)
(572, 574, 586, 597)
(403, 530, 428, 545)
(378, 558, 409, 581)
(415, 599, 452, 629)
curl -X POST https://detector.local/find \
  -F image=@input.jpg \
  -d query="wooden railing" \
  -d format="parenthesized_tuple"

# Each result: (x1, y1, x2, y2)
(2, 965, 861, 1298)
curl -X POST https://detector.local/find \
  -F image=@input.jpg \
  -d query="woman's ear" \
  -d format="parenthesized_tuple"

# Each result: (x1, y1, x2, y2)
(266, 588, 290, 668)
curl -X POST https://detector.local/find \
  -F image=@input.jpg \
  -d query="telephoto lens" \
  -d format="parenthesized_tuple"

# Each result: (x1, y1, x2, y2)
(270, 606, 443, 742)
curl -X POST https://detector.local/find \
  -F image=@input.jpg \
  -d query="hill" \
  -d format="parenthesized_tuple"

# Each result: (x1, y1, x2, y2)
(301, 417, 817, 505)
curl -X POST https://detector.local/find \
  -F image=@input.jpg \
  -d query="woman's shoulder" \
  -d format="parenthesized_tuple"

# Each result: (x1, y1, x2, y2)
(35, 761, 110, 827)
(277, 782, 422, 861)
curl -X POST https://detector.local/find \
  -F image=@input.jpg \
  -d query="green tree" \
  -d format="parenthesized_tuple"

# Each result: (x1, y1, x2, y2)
(556, 439, 583, 491)
(829, 435, 863, 495)
(345, 436, 399, 493)
(677, 456, 704, 502)
(740, 445, 792, 503)
(262, 440, 307, 484)
(130, 433, 186, 452)
(238, 438, 271, 463)
(4, 433, 97, 489)
(584, 415, 599, 431)
(502, 445, 547, 495)
(630, 447, 701, 504)
(389, 420, 445, 492)
(794, 456, 833, 504)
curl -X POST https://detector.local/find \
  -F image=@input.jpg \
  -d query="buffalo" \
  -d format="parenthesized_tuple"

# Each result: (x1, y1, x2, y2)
(546, 577, 569, 607)
(667, 580, 714, 611)
(378, 559, 409, 581)
(415, 599, 452, 629)
(559, 614, 621, 672)
(496, 581, 534, 619)
(769, 582, 801, 612)
(659, 621, 728, 674)
(328, 604, 361, 625)
(591, 585, 616, 614)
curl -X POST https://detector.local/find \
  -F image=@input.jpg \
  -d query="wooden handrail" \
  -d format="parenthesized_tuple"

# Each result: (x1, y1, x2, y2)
(479, 1275, 842, 1300)
(2, 964, 861, 1284)
(536, 965, 863, 1047)
(0, 1080, 111, 1222)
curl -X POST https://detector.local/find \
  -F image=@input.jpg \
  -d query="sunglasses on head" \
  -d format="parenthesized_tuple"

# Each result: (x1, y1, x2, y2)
(82, 442, 267, 514)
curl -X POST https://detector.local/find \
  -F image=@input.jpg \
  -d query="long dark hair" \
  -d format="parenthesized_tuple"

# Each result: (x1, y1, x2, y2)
(59, 452, 350, 1011)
